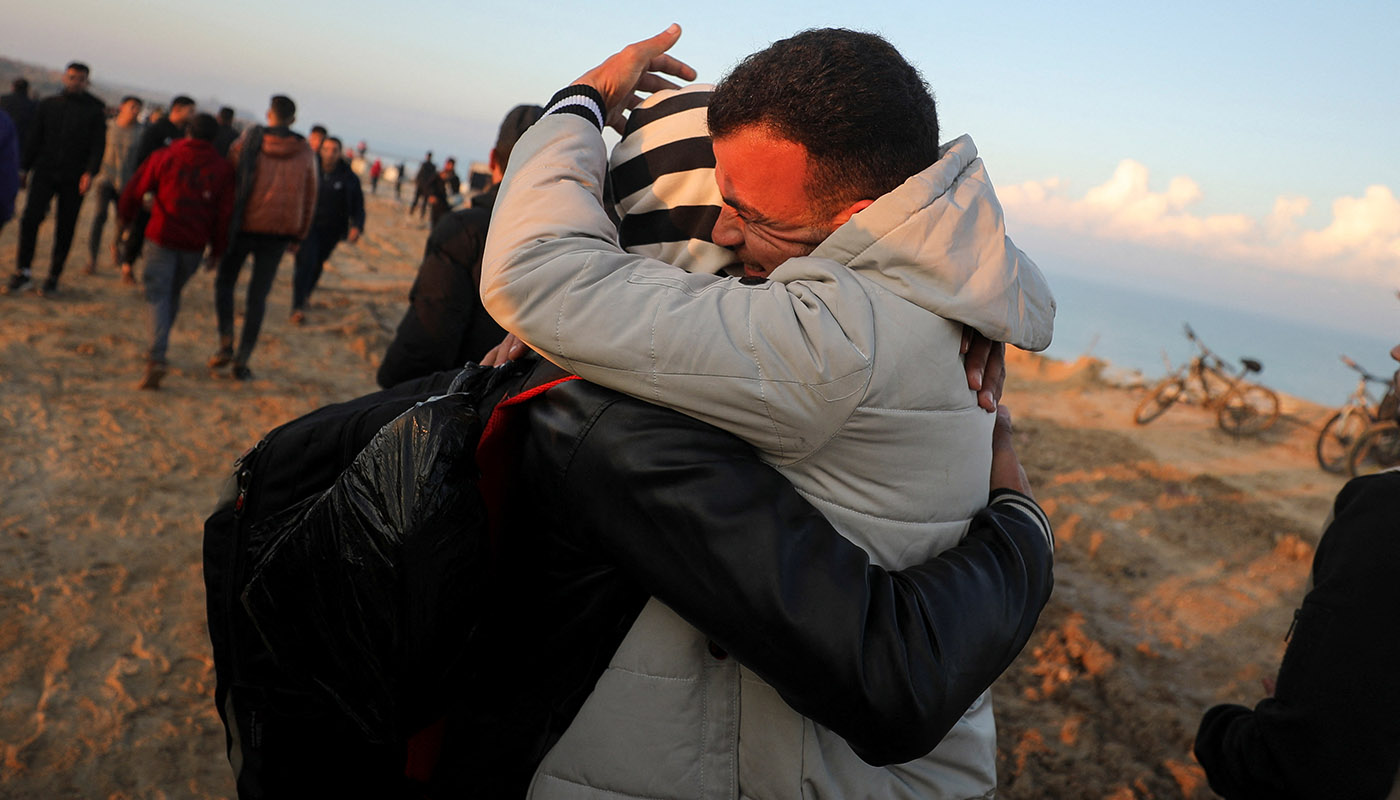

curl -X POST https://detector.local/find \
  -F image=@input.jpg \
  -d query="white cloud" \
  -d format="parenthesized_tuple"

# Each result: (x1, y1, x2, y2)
(1000, 160, 1400, 287)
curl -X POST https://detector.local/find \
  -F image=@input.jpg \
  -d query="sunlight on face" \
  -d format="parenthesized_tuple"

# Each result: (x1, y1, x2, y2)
(710, 127, 838, 278)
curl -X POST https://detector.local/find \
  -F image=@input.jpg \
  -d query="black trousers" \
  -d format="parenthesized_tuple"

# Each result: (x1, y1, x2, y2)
(17, 171, 84, 279)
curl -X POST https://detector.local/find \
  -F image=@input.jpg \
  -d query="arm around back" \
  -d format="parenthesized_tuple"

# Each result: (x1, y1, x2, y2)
(539, 382, 1055, 764)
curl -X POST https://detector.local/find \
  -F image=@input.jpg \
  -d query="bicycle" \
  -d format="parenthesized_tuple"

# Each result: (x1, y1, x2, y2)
(1315, 355, 1395, 473)
(1347, 421, 1400, 477)
(1133, 323, 1281, 436)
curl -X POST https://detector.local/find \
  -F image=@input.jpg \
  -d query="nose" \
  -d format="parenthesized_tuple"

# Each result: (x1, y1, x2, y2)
(711, 204, 743, 248)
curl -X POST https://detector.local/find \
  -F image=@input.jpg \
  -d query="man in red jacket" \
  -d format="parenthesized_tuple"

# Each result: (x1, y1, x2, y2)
(120, 113, 234, 389)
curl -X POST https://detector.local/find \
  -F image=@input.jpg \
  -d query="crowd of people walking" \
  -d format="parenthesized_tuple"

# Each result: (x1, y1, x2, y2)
(0, 64, 384, 388)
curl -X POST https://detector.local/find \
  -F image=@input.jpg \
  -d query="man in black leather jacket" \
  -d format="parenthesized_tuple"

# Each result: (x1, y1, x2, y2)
(433, 362, 1055, 796)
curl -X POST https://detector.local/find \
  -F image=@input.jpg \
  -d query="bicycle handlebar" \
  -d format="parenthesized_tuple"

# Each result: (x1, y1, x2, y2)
(1340, 354, 1385, 383)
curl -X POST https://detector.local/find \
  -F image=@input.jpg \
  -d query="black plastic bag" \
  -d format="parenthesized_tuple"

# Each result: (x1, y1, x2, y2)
(239, 386, 492, 742)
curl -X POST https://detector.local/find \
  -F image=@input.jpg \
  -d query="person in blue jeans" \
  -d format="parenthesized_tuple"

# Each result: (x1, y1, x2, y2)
(117, 113, 234, 389)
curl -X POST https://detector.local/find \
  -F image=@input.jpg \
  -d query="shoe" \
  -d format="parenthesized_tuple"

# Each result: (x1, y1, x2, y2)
(120, 264, 136, 285)
(290, 310, 306, 326)
(138, 361, 167, 390)
(208, 349, 234, 369)
(3, 272, 33, 294)
(231, 364, 253, 381)
(36, 278, 58, 297)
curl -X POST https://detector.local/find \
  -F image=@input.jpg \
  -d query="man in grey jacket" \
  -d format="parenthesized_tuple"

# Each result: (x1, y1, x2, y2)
(86, 95, 142, 275)
(483, 24, 1053, 800)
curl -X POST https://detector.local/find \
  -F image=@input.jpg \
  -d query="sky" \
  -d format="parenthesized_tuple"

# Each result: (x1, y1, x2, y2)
(7, 0, 1399, 339)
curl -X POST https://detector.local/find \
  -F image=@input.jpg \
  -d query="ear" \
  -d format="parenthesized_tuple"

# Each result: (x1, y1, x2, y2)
(489, 148, 505, 183)
(830, 198, 874, 227)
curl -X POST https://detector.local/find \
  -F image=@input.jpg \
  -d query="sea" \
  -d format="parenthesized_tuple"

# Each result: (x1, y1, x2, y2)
(1039, 272, 1397, 408)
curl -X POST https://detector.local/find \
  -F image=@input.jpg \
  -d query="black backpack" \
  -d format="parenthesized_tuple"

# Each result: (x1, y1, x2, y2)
(203, 358, 571, 798)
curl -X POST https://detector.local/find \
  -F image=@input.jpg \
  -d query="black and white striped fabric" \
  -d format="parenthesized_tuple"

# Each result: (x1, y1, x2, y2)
(609, 84, 737, 275)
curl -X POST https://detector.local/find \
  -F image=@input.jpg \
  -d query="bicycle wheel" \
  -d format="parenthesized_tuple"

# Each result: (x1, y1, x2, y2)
(1346, 421, 1400, 478)
(1134, 377, 1185, 425)
(1217, 384, 1281, 436)
(1316, 409, 1371, 473)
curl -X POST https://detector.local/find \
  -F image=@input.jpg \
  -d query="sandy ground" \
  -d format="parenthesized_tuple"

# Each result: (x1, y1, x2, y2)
(0, 187, 1352, 798)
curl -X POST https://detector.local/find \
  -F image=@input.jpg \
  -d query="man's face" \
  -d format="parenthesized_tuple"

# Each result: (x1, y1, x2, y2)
(116, 99, 141, 125)
(710, 126, 840, 278)
(319, 139, 341, 172)
(309, 131, 325, 154)
(61, 68, 89, 95)
(169, 103, 195, 125)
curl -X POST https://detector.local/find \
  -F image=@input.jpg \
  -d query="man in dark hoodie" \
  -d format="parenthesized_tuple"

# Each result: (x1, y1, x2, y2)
(0, 110, 18, 235)
(290, 135, 365, 324)
(0, 78, 37, 147)
(4, 63, 106, 296)
(211, 94, 316, 381)
(408, 151, 435, 218)
(376, 104, 542, 388)
(119, 113, 234, 390)
(117, 95, 196, 284)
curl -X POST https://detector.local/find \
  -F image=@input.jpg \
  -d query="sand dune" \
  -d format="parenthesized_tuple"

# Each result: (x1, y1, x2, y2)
(0, 188, 1351, 798)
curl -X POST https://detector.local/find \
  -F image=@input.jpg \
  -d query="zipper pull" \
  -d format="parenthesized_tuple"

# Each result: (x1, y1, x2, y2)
(1284, 608, 1301, 643)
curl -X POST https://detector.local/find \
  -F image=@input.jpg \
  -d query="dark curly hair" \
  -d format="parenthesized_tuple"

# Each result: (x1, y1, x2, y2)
(708, 28, 940, 216)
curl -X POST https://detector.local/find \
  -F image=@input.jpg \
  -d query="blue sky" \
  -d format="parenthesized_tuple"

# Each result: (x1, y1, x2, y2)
(7, 0, 1399, 337)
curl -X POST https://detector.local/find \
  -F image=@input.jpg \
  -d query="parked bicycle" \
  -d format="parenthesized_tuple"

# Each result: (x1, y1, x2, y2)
(1133, 324, 1281, 435)
(1343, 347, 1400, 477)
(1315, 355, 1396, 473)
(1347, 421, 1400, 477)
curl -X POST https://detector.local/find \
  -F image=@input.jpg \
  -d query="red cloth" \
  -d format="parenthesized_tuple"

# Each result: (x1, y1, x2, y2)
(119, 138, 235, 258)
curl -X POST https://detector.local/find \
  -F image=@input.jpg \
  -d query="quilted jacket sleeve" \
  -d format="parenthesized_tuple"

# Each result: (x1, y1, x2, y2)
(481, 112, 873, 463)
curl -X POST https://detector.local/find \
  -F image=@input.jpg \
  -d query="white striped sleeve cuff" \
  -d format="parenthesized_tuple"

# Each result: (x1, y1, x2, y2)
(545, 85, 606, 131)
(990, 489, 1054, 552)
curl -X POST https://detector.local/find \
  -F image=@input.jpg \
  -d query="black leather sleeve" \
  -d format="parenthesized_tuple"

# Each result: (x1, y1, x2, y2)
(536, 381, 1055, 766)
(1194, 472, 1400, 800)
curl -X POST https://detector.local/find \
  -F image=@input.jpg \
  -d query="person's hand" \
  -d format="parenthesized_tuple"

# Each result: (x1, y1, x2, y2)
(347, 227, 361, 244)
(78, 172, 92, 195)
(962, 327, 1006, 413)
(573, 24, 697, 133)
(989, 406, 1032, 498)
(480, 332, 531, 367)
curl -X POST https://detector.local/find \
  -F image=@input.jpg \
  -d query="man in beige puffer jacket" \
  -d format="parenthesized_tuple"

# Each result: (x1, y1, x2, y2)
(483, 25, 1055, 800)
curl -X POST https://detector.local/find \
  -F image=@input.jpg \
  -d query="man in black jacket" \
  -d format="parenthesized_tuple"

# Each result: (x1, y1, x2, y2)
(0, 78, 37, 146)
(408, 151, 435, 218)
(376, 105, 543, 388)
(5, 63, 106, 296)
(290, 135, 365, 324)
(1194, 470, 1400, 799)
